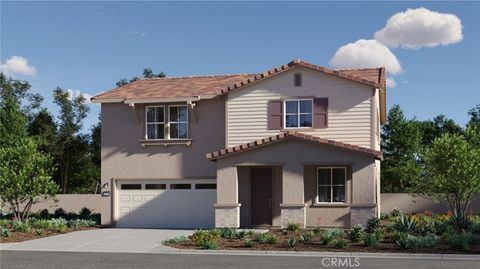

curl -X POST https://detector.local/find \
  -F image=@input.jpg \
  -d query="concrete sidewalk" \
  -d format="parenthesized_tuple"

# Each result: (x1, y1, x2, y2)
(0, 228, 192, 253)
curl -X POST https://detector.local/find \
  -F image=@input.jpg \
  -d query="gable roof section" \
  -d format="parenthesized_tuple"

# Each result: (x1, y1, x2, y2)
(206, 131, 383, 161)
(91, 59, 386, 102)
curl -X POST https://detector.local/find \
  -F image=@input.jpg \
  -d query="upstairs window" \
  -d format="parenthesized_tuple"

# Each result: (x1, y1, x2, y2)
(284, 99, 313, 128)
(294, 73, 302, 87)
(169, 105, 188, 139)
(146, 106, 165, 139)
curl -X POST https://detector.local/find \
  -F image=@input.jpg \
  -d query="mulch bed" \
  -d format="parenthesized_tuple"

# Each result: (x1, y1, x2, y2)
(0, 227, 97, 243)
(165, 229, 480, 254)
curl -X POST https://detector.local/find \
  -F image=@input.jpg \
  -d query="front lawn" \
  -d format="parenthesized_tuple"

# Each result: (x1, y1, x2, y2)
(164, 209, 480, 254)
(0, 207, 100, 243)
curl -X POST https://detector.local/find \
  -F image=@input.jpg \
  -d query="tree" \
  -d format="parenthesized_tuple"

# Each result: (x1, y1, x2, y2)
(28, 109, 58, 155)
(116, 68, 166, 87)
(467, 104, 480, 127)
(0, 73, 43, 115)
(418, 129, 480, 219)
(0, 96, 59, 221)
(418, 115, 463, 147)
(53, 88, 89, 193)
(381, 105, 423, 192)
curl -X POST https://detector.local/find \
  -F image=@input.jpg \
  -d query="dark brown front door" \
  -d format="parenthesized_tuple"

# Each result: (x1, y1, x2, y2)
(251, 168, 273, 226)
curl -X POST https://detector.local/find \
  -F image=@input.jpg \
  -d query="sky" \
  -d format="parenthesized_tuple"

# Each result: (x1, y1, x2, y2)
(1, 1, 479, 132)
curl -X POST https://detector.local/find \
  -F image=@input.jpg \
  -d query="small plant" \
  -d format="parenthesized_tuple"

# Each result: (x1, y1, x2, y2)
(54, 208, 66, 218)
(191, 230, 219, 247)
(348, 224, 365, 242)
(299, 232, 314, 243)
(320, 231, 335, 245)
(38, 209, 50, 219)
(79, 207, 92, 217)
(281, 228, 288, 235)
(236, 229, 248, 238)
(0, 219, 10, 228)
(12, 221, 31, 233)
(201, 240, 217, 250)
(243, 239, 253, 248)
(448, 213, 471, 233)
(363, 233, 379, 247)
(417, 234, 439, 248)
(287, 222, 300, 232)
(365, 217, 380, 233)
(164, 235, 188, 243)
(380, 213, 389, 220)
(313, 225, 321, 234)
(373, 228, 385, 241)
(219, 227, 237, 238)
(254, 232, 269, 243)
(390, 208, 402, 219)
(30, 219, 50, 229)
(394, 215, 418, 233)
(35, 228, 44, 236)
(0, 226, 11, 237)
(267, 234, 278, 244)
(332, 238, 349, 249)
(447, 233, 476, 251)
(287, 238, 297, 248)
(470, 222, 480, 234)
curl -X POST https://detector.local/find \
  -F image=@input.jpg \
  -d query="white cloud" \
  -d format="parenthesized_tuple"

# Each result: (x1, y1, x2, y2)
(67, 89, 93, 104)
(127, 30, 146, 38)
(386, 77, 396, 88)
(374, 7, 463, 49)
(0, 56, 37, 76)
(329, 39, 402, 75)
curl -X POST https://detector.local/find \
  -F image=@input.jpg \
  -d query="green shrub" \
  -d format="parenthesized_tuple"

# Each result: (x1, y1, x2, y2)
(12, 221, 31, 233)
(30, 219, 50, 229)
(287, 222, 301, 232)
(54, 208, 66, 218)
(38, 209, 50, 219)
(164, 235, 188, 244)
(287, 238, 297, 248)
(0, 219, 10, 228)
(267, 234, 278, 244)
(35, 228, 44, 236)
(447, 233, 476, 251)
(448, 213, 472, 232)
(348, 224, 365, 242)
(299, 232, 314, 243)
(201, 240, 217, 250)
(254, 232, 269, 243)
(218, 227, 237, 238)
(191, 230, 219, 247)
(0, 226, 11, 237)
(313, 225, 321, 234)
(390, 208, 402, 219)
(366, 217, 380, 233)
(418, 218, 437, 235)
(363, 233, 379, 247)
(373, 228, 385, 241)
(243, 239, 253, 248)
(469, 222, 480, 234)
(281, 229, 288, 235)
(79, 207, 91, 216)
(48, 218, 67, 228)
(332, 238, 349, 249)
(395, 234, 417, 249)
(394, 215, 418, 233)
(417, 234, 439, 248)
(380, 213, 389, 220)
(236, 230, 248, 238)
(320, 231, 336, 245)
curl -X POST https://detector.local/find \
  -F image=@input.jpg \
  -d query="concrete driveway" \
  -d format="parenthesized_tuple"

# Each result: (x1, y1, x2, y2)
(0, 228, 193, 253)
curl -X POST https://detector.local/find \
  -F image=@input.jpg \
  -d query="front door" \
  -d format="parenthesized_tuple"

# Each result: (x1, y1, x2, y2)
(251, 168, 273, 226)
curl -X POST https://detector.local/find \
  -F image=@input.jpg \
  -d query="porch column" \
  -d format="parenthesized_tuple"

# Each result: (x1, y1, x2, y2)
(280, 163, 306, 228)
(214, 164, 240, 228)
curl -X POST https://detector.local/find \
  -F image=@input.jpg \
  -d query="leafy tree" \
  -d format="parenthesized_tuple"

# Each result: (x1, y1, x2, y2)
(381, 105, 423, 192)
(417, 129, 480, 218)
(418, 115, 463, 147)
(0, 73, 43, 114)
(467, 104, 480, 127)
(53, 88, 89, 193)
(116, 68, 166, 87)
(0, 96, 59, 221)
(28, 109, 57, 155)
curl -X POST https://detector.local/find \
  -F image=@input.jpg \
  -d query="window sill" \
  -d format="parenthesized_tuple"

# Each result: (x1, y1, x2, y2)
(310, 203, 350, 208)
(281, 128, 315, 131)
(138, 139, 192, 148)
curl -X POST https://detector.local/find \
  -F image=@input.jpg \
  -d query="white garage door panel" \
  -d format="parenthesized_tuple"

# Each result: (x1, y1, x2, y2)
(115, 181, 216, 228)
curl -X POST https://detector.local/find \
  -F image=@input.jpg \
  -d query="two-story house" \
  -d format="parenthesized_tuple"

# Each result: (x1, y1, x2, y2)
(92, 59, 385, 229)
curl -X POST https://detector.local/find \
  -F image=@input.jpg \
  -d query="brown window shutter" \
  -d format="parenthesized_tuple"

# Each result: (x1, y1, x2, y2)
(268, 100, 283, 130)
(313, 98, 328, 128)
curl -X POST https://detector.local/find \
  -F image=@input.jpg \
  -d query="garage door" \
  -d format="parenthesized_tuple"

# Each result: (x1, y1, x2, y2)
(115, 180, 216, 228)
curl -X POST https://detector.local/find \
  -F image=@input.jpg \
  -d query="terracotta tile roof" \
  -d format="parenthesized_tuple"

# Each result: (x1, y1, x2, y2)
(91, 59, 386, 102)
(206, 131, 383, 161)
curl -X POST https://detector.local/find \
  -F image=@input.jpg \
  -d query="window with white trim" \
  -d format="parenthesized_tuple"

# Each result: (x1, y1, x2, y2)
(317, 167, 346, 203)
(284, 99, 313, 128)
(169, 105, 188, 139)
(145, 106, 165, 139)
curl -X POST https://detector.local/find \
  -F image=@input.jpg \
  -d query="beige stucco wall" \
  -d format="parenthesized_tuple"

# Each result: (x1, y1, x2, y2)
(100, 98, 225, 225)
(226, 66, 374, 148)
(215, 138, 377, 228)
(381, 193, 480, 214)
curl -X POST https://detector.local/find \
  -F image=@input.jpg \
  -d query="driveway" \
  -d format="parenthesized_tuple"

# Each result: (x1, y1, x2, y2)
(0, 228, 193, 253)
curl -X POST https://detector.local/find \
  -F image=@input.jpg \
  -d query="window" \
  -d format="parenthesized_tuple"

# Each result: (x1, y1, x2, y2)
(146, 106, 165, 139)
(317, 167, 346, 203)
(284, 99, 313, 128)
(169, 106, 188, 139)
(121, 184, 142, 190)
(294, 73, 302, 87)
(170, 184, 191, 189)
(145, 184, 166, 190)
(195, 184, 216, 189)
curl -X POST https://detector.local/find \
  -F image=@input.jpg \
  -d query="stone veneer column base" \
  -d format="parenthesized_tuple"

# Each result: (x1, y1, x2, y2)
(350, 204, 377, 227)
(280, 204, 306, 228)
(214, 204, 241, 228)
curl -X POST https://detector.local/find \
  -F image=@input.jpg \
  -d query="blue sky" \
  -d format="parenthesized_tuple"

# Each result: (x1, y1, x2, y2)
(1, 1, 479, 132)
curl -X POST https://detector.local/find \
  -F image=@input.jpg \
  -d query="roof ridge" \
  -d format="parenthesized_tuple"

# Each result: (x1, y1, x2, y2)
(335, 67, 384, 71)
(142, 73, 258, 80)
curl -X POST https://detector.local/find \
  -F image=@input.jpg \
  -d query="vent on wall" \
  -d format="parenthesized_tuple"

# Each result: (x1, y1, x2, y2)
(294, 73, 302, 87)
